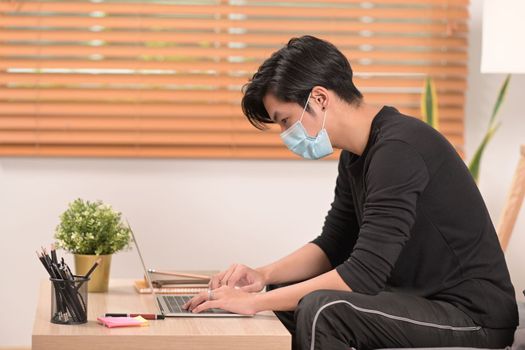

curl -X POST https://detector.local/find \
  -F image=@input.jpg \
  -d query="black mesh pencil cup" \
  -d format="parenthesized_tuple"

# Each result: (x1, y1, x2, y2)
(50, 276, 89, 324)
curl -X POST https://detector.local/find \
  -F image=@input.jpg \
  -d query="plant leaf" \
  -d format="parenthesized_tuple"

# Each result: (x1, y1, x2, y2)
(468, 122, 501, 183)
(420, 77, 439, 130)
(489, 74, 511, 128)
(468, 74, 511, 182)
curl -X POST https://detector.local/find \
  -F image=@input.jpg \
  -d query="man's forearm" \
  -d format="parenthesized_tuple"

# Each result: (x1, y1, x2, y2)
(257, 243, 332, 286)
(254, 269, 351, 312)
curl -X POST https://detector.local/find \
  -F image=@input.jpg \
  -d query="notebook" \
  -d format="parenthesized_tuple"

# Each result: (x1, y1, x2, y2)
(129, 223, 252, 318)
(97, 316, 149, 328)
(134, 279, 207, 294)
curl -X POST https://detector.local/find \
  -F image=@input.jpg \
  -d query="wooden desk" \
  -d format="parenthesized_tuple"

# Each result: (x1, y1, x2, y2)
(32, 279, 291, 350)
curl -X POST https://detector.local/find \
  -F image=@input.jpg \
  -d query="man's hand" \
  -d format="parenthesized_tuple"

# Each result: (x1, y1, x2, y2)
(182, 285, 258, 315)
(209, 263, 266, 292)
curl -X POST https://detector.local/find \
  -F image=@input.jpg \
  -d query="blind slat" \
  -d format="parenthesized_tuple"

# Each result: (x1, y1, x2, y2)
(0, 17, 469, 34)
(0, 145, 311, 159)
(0, 31, 468, 49)
(0, 130, 464, 148)
(0, 78, 468, 92)
(0, 61, 469, 77)
(0, 115, 464, 133)
(0, 67, 469, 87)
(0, 45, 468, 62)
(0, 108, 466, 122)
(0, 89, 467, 103)
(0, 96, 466, 116)
(0, 3, 469, 20)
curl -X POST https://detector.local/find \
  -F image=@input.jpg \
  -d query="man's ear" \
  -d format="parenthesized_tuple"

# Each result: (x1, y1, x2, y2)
(310, 86, 329, 111)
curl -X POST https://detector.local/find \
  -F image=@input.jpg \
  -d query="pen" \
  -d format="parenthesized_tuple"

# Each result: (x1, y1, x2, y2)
(104, 313, 165, 320)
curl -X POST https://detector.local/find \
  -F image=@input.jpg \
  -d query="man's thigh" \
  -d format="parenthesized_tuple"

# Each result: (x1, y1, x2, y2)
(294, 290, 514, 350)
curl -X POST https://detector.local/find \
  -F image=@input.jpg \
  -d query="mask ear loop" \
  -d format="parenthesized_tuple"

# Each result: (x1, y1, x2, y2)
(299, 91, 312, 123)
(321, 108, 327, 130)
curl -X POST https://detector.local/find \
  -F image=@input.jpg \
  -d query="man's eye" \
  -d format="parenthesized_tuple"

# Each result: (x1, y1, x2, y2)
(281, 118, 288, 125)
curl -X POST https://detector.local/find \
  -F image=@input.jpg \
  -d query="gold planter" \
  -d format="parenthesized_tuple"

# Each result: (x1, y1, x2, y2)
(74, 254, 112, 293)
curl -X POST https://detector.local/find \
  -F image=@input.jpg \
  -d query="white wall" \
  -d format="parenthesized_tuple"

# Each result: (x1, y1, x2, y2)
(0, 0, 524, 346)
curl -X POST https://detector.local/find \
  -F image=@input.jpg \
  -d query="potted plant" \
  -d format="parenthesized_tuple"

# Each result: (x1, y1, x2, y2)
(54, 198, 131, 292)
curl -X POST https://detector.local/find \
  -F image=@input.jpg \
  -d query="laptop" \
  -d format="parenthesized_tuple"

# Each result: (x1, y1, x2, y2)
(129, 223, 251, 317)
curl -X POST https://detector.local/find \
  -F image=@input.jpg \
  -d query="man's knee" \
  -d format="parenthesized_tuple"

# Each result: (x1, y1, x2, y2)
(295, 290, 326, 325)
(295, 290, 357, 331)
(295, 290, 360, 350)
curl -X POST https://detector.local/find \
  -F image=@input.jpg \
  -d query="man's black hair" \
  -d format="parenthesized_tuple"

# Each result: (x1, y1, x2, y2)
(241, 35, 363, 130)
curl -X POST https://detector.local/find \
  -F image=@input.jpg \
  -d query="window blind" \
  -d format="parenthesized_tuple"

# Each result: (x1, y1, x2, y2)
(0, 0, 469, 158)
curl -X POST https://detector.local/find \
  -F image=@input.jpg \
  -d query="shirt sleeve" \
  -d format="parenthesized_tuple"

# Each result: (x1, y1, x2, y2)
(311, 151, 360, 268)
(336, 140, 429, 294)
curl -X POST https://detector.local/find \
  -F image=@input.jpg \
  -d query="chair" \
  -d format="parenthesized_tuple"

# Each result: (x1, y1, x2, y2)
(497, 144, 525, 251)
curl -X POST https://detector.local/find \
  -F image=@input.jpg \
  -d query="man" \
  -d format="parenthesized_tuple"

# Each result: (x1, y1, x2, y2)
(183, 35, 518, 349)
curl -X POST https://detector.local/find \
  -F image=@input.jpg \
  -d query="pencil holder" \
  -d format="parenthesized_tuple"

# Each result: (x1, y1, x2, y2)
(50, 276, 89, 324)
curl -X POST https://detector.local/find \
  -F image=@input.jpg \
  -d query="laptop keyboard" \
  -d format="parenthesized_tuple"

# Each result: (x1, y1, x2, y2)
(163, 295, 192, 313)
(163, 295, 222, 314)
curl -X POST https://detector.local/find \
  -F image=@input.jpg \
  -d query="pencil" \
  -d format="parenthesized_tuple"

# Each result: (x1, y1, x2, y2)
(74, 257, 102, 292)
(84, 257, 102, 279)
(50, 244, 58, 264)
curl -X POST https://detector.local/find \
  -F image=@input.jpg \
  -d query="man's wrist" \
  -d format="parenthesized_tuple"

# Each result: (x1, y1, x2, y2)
(256, 266, 272, 286)
(253, 291, 270, 313)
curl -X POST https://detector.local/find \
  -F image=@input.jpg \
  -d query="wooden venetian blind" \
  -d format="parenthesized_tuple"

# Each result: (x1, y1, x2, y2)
(0, 0, 469, 159)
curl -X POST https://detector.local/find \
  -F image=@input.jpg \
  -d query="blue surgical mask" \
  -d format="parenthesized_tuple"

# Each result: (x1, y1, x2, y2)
(280, 92, 333, 160)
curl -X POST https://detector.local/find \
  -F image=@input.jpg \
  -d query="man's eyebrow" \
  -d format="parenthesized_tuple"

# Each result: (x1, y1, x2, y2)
(271, 111, 281, 123)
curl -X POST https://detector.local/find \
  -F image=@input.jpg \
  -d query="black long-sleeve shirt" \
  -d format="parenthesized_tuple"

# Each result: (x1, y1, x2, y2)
(312, 106, 518, 329)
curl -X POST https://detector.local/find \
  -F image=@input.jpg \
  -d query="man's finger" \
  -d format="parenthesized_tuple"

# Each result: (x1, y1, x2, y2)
(221, 264, 238, 285)
(240, 284, 259, 293)
(209, 275, 221, 290)
(185, 297, 197, 311)
(210, 270, 227, 288)
(227, 267, 245, 287)
(193, 300, 221, 313)
(216, 269, 228, 281)
(186, 292, 207, 311)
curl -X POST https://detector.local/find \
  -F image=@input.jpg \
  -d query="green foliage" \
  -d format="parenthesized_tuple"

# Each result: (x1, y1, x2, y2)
(420, 77, 439, 130)
(467, 75, 511, 183)
(467, 122, 501, 182)
(54, 199, 131, 255)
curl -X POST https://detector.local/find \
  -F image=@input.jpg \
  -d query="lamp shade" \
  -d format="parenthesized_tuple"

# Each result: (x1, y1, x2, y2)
(481, 0, 525, 73)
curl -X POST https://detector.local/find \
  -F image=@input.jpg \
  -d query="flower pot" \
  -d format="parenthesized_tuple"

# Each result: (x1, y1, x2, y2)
(74, 254, 112, 293)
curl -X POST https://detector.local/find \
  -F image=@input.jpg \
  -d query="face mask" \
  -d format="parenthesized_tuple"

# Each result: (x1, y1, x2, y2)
(280, 91, 334, 160)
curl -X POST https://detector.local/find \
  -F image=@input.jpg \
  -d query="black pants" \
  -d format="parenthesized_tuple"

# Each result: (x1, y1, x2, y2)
(267, 285, 515, 350)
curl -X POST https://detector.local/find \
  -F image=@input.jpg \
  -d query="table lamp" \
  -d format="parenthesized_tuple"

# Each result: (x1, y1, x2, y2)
(481, 0, 525, 74)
